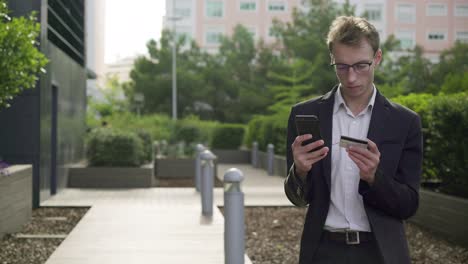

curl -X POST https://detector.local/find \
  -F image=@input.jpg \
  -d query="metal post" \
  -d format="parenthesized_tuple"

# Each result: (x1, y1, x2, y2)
(267, 144, 274, 176)
(200, 150, 216, 216)
(195, 144, 205, 192)
(251, 141, 258, 168)
(224, 168, 245, 264)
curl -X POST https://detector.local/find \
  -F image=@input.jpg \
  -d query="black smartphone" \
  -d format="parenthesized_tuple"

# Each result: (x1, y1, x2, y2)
(295, 114, 322, 151)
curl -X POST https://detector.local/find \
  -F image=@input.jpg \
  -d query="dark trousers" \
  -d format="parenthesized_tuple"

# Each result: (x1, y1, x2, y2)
(310, 232, 384, 264)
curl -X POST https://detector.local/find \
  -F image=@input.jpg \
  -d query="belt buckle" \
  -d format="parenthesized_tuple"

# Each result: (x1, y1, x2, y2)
(346, 231, 360, 245)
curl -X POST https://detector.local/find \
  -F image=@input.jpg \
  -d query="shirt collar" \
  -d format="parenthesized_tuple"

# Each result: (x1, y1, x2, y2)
(333, 84, 376, 115)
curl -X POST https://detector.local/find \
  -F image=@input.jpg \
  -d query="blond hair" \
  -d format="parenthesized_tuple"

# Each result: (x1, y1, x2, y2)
(327, 16, 380, 54)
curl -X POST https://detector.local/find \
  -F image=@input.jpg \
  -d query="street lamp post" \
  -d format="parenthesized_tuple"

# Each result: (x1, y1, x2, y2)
(168, 2, 182, 120)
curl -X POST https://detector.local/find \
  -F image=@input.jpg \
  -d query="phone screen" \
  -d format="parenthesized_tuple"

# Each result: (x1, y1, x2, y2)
(295, 115, 322, 150)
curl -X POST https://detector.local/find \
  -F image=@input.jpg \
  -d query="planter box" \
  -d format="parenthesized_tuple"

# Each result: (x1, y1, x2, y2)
(0, 165, 32, 239)
(68, 164, 154, 188)
(212, 149, 250, 164)
(409, 189, 468, 247)
(154, 158, 218, 178)
(154, 158, 196, 178)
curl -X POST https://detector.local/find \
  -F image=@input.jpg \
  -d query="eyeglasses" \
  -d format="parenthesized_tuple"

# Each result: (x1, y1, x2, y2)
(330, 61, 374, 75)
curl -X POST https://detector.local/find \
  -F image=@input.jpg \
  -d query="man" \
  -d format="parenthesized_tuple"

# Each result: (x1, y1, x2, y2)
(284, 16, 423, 264)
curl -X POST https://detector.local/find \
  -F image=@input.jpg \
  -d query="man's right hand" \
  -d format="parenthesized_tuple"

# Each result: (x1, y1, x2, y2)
(292, 134, 329, 179)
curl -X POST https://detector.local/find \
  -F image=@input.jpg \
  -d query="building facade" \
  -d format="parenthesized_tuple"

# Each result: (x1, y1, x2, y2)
(164, 0, 468, 59)
(0, 0, 88, 207)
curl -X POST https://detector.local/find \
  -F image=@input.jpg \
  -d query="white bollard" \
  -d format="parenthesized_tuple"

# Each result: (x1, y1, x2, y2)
(195, 144, 205, 192)
(251, 141, 258, 168)
(267, 144, 274, 176)
(224, 168, 245, 264)
(200, 150, 216, 216)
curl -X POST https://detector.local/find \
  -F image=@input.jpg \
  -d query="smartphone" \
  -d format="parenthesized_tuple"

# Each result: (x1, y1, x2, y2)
(295, 114, 322, 151)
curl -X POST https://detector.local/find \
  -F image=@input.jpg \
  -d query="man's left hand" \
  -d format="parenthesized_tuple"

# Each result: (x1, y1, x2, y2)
(346, 139, 380, 185)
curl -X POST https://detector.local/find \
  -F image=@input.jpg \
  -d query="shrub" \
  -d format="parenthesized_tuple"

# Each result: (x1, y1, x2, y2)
(392, 93, 437, 181)
(86, 128, 144, 167)
(246, 112, 288, 154)
(136, 130, 153, 163)
(0, 0, 48, 108)
(428, 94, 468, 197)
(211, 124, 245, 149)
(173, 122, 201, 145)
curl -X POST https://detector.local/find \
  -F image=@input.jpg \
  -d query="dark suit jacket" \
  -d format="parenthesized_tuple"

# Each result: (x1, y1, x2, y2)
(284, 86, 423, 264)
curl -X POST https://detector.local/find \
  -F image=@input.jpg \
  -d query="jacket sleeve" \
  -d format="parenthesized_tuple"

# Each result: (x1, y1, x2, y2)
(359, 114, 423, 220)
(284, 107, 309, 207)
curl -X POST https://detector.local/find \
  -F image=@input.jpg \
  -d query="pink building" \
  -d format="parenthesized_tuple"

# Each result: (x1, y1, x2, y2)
(385, 0, 468, 62)
(164, 0, 468, 60)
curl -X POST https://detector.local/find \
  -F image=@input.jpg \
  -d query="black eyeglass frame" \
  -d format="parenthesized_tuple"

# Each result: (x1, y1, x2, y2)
(330, 53, 377, 74)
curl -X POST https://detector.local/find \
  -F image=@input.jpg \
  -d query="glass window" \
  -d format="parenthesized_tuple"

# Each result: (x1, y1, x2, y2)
(427, 4, 447, 16)
(427, 32, 446, 41)
(206, 0, 223, 18)
(175, 8, 191, 18)
(268, 1, 286, 11)
(396, 4, 416, 23)
(364, 4, 382, 22)
(455, 5, 468, 16)
(396, 30, 415, 49)
(206, 30, 223, 45)
(240, 1, 256, 11)
(455, 31, 468, 43)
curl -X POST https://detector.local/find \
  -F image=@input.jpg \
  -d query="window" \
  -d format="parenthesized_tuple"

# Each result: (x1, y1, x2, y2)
(268, 1, 286, 12)
(205, 28, 223, 45)
(240, 1, 256, 11)
(175, 8, 191, 17)
(455, 31, 468, 43)
(396, 4, 416, 23)
(175, 0, 192, 17)
(396, 30, 415, 50)
(427, 4, 447, 16)
(176, 26, 192, 41)
(364, 4, 382, 22)
(206, 0, 223, 18)
(455, 5, 468, 16)
(427, 32, 446, 41)
(247, 27, 257, 40)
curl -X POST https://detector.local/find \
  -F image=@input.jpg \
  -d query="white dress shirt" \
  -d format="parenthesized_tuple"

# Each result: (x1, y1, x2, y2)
(324, 85, 376, 232)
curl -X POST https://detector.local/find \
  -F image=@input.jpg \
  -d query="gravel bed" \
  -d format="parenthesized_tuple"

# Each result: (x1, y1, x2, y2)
(0, 207, 88, 264)
(239, 206, 468, 264)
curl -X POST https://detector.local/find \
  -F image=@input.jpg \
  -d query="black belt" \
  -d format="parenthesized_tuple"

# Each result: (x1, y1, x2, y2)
(322, 230, 374, 245)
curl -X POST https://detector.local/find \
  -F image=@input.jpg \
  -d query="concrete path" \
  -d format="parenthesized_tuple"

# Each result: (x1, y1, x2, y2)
(41, 164, 292, 264)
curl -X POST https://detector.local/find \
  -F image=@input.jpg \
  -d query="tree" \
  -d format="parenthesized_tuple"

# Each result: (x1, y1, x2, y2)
(0, 0, 48, 108)
(271, 0, 355, 95)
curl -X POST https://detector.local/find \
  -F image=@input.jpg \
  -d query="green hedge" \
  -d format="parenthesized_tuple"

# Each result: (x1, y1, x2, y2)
(427, 94, 468, 197)
(87, 128, 144, 167)
(211, 124, 245, 149)
(136, 130, 153, 163)
(245, 112, 288, 154)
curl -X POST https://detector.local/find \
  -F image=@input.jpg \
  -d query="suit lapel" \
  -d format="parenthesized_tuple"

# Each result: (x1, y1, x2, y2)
(318, 86, 337, 191)
(367, 90, 390, 145)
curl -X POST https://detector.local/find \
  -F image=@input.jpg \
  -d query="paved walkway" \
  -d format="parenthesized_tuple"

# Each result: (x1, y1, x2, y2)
(41, 164, 292, 264)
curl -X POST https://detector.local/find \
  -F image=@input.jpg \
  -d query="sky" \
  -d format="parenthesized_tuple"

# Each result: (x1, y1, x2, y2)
(104, 0, 166, 63)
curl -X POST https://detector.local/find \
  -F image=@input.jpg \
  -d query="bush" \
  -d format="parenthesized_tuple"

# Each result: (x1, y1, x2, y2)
(0, 0, 48, 108)
(86, 128, 144, 167)
(246, 112, 288, 154)
(173, 122, 201, 145)
(136, 130, 153, 163)
(392, 93, 437, 181)
(428, 94, 468, 197)
(211, 124, 245, 149)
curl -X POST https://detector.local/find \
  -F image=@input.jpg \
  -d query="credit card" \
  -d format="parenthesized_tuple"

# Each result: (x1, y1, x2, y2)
(339, 135, 368, 149)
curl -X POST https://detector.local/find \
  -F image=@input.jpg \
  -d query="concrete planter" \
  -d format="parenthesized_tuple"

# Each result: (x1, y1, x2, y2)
(410, 189, 468, 247)
(0, 165, 32, 239)
(154, 158, 196, 178)
(212, 149, 250, 164)
(68, 164, 154, 188)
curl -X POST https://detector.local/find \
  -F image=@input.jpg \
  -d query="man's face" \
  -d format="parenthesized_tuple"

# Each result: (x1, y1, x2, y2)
(331, 40, 382, 101)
